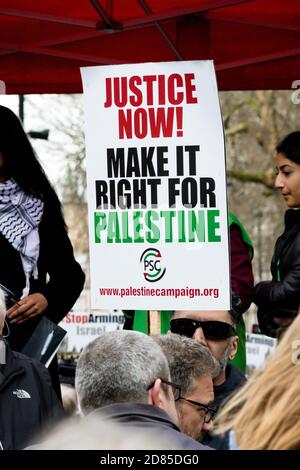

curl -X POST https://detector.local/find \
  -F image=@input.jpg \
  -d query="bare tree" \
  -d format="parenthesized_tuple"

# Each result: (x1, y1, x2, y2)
(26, 94, 89, 259)
(221, 90, 300, 281)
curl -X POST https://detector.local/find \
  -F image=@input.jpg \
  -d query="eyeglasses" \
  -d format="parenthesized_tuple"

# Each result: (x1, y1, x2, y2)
(170, 318, 236, 341)
(177, 396, 217, 423)
(147, 378, 181, 401)
(147, 378, 217, 423)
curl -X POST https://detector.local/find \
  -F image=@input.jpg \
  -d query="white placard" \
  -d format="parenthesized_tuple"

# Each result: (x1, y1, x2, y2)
(81, 61, 230, 310)
(59, 311, 124, 353)
(246, 333, 277, 371)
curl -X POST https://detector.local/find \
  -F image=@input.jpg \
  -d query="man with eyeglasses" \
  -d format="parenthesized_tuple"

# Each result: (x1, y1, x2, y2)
(75, 330, 212, 450)
(170, 309, 246, 449)
(154, 334, 220, 443)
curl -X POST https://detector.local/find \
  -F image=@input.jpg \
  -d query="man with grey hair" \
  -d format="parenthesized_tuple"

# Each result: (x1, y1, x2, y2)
(75, 330, 212, 450)
(0, 287, 64, 449)
(154, 334, 220, 443)
(170, 310, 246, 449)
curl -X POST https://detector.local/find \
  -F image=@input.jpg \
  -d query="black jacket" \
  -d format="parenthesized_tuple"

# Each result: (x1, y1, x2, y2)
(92, 402, 212, 450)
(213, 363, 246, 409)
(254, 209, 300, 336)
(0, 201, 85, 351)
(202, 364, 246, 450)
(0, 342, 64, 450)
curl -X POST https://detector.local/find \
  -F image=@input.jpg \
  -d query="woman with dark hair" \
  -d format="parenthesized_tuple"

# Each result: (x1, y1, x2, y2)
(0, 105, 85, 394)
(254, 131, 300, 337)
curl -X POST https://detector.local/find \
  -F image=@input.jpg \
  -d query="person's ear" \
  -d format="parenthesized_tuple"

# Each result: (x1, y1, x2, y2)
(228, 335, 239, 361)
(148, 378, 164, 407)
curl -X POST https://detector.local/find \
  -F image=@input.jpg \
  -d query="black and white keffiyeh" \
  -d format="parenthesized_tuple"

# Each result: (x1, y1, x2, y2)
(0, 178, 44, 298)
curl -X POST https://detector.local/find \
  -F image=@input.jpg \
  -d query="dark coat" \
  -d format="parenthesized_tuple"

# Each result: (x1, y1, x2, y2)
(0, 342, 64, 450)
(0, 201, 85, 351)
(230, 224, 254, 314)
(92, 402, 213, 450)
(212, 363, 246, 410)
(254, 209, 300, 336)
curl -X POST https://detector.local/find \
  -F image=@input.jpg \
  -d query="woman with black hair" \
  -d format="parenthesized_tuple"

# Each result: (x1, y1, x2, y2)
(0, 105, 85, 394)
(254, 131, 300, 337)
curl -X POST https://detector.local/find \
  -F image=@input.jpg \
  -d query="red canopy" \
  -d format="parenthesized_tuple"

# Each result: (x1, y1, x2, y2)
(1, 0, 300, 93)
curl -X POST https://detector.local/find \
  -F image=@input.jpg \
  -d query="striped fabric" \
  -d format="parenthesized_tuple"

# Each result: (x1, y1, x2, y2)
(0, 178, 44, 297)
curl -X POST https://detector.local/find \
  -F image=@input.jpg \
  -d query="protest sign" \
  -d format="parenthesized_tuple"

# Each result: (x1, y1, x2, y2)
(59, 311, 124, 353)
(246, 333, 277, 372)
(81, 61, 229, 309)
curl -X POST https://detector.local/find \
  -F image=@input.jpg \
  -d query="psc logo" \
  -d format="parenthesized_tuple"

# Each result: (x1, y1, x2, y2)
(140, 248, 166, 282)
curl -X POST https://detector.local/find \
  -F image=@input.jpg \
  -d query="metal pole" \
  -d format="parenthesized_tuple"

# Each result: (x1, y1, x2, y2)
(19, 94, 24, 123)
(257, 211, 263, 281)
(18, 96, 49, 140)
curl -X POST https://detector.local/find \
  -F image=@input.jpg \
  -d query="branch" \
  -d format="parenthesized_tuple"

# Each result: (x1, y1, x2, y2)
(225, 123, 249, 137)
(222, 99, 251, 128)
(227, 168, 275, 189)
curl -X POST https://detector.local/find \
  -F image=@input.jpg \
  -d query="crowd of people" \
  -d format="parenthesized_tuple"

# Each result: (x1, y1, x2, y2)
(0, 105, 300, 450)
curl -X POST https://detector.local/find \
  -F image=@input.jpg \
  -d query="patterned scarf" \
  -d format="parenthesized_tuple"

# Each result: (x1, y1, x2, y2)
(0, 178, 44, 298)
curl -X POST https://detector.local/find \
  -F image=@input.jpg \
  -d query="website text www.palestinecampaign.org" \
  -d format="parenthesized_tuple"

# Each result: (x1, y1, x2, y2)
(99, 286, 219, 299)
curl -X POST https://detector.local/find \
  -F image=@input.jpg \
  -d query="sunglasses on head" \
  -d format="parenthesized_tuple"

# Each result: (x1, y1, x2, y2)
(170, 318, 236, 340)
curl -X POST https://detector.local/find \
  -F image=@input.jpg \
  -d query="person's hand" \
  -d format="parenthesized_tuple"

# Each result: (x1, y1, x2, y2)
(7, 293, 48, 325)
